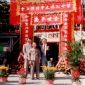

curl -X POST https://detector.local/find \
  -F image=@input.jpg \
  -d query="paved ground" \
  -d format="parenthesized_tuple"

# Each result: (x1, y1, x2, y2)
(1, 72, 85, 85)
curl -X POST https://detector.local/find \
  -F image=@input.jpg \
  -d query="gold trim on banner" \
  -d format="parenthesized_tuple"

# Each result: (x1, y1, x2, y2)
(16, 0, 20, 15)
(16, 0, 77, 15)
(19, 0, 73, 4)
(16, 5, 20, 15)
(71, 12, 75, 42)
(29, 10, 74, 15)
(30, 13, 63, 25)
(73, 0, 76, 12)
(19, 14, 22, 48)
(30, 14, 34, 41)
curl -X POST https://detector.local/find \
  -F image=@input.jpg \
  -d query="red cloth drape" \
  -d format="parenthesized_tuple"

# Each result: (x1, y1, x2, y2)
(74, 0, 83, 24)
(10, 0, 20, 25)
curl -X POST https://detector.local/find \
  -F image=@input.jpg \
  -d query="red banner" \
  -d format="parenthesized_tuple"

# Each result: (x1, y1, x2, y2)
(20, 0, 72, 3)
(20, 1, 74, 14)
(60, 13, 73, 55)
(10, 0, 20, 25)
(31, 14, 62, 25)
(21, 14, 33, 46)
(74, 0, 83, 24)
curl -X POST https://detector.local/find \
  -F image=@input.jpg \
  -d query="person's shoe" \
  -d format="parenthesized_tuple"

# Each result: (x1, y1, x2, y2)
(31, 78, 34, 80)
(36, 77, 39, 80)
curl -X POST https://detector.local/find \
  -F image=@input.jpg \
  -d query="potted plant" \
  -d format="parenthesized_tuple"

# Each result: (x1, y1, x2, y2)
(42, 66, 56, 85)
(65, 41, 83, 85)
(17, 67, 27, 84)
(0, 65, 9, 83)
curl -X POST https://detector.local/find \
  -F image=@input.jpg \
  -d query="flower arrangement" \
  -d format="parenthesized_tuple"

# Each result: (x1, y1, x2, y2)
(65, 41, 83, 69)
(65, 41, 83, 83)
(17, 68, 27, 78)
(0, 66, 9, 77)
(56, 65, 65, 72)
(42, 66, 56, 80)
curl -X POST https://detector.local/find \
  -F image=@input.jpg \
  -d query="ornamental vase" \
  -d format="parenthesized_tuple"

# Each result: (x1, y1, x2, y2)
(46, 80, 54, 85)
(0, 77, 7, 83)
(19, 77, 26, 84)
(71, 69, 80, 79)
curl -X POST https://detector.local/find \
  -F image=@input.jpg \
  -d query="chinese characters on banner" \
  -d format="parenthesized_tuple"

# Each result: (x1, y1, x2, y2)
(21, 14, 33, 46)
(60, 13, 73, 54)
(10, 0, 76, 49)
(20, 1, 75, 14)
(31, 14, 62, 25)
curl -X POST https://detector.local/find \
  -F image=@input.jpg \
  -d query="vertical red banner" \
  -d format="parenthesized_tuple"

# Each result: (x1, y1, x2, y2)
(59, 13, 73, 55)
(74, 0, 83, 24)
(21, 14, 33, 47)
(10, 0, 20, 25)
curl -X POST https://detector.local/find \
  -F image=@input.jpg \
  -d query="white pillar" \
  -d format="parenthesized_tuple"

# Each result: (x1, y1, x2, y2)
(80, 24, 83, 54)
(34, 25, 36, 31)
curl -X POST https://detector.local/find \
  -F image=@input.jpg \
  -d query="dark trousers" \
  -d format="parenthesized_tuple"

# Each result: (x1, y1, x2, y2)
(30, 60, 40, 79)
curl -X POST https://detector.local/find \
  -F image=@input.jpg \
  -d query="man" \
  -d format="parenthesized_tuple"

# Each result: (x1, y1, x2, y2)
(29, 42, 41, 79)
(41, 38, 50, 66)
(23, 38, 32, 73)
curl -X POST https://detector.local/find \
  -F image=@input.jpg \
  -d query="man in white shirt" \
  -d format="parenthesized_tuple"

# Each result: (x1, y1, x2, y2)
(23, 38, 32, 73)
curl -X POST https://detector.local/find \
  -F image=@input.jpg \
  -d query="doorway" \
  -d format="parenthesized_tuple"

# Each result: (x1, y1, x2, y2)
(34, 36, 59, 66)
(47, 42, 59, 66)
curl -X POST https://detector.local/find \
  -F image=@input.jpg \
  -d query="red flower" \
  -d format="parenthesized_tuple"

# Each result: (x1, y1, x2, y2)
(17, 68, 26, 75)
(17, 68, 27, 78)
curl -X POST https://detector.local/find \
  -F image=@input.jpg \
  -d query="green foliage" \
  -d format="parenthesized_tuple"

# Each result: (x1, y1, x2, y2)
(0, 70, 9, 77)
(65, 41, 83, 68)
(44, 70, 55, 80)
(72, 77, 80, 82)
(17, 68, 27, 78)
(19, 74, 27, 78)
(42, 66, 56, 80)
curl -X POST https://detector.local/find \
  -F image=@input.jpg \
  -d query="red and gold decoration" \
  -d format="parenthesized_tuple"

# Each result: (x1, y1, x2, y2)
(20, 0, 73, 3)
(21, 13, 33, 46)
(31, 14, 62, 25)
(20, 1, 75, 14)
(74, 0, 83, 24)
(59, 13, 73, 54)
(10, 0, 83, 56)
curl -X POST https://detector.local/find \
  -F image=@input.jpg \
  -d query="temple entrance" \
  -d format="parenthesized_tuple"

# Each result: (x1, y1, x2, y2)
(33, 24, 59, 66)
(34, 36, 59, 66)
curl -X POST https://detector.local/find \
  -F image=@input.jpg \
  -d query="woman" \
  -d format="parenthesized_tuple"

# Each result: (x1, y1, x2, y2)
(29, 42, 41, 79)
